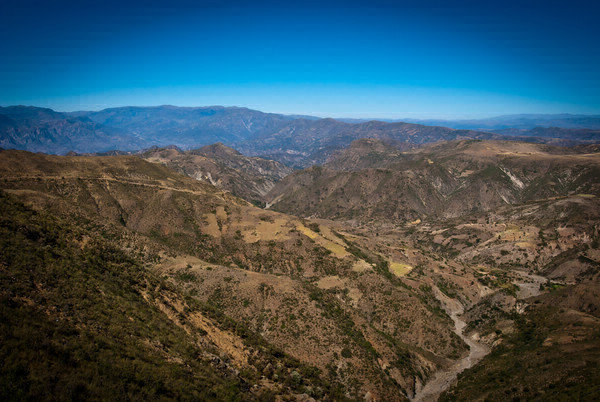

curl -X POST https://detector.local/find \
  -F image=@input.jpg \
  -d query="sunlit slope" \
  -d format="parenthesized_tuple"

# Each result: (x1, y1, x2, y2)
(0, 149, 477, 399)
(266, 139, 600, 222)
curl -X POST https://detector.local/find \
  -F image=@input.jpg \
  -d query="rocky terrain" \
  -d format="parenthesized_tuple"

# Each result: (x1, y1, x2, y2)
(1, 136, 599, 400)
(442, 282, 600, 400)
(263, 138, 600, 400)
(0, 149, 477, 400)
(266, 139, 600, 222)
(140, 143, 293, 206)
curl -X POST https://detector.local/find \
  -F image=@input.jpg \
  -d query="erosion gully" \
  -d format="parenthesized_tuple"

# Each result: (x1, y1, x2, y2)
(411, 271, 546, 401)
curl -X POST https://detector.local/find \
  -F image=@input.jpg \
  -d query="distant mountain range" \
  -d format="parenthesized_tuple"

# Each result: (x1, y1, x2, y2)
(0, 105, 145, 154)
(2, 106, 600, 167)
(399, 114, 600, 130)
(75, 105, 297, 145)
(495, 126, 600, 141)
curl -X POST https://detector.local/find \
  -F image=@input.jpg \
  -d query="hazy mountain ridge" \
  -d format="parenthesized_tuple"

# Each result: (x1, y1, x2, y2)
(79, 105, 296, 145)
(0, 106, 146, 154)
(496, 126, 600, 141)
(236, 118, 503, 168)
(3, 106, 600, 168)
(402, 113, 600, 130)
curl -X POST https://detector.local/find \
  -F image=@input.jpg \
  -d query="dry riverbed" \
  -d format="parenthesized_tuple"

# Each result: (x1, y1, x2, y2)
(411, 287, 490, 402)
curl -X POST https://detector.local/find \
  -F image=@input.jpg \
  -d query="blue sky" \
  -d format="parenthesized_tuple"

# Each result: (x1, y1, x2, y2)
(1, 0, 599, 118)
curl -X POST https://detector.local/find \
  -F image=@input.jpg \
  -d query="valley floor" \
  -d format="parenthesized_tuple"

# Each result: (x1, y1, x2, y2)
(412, 286, 490, 402)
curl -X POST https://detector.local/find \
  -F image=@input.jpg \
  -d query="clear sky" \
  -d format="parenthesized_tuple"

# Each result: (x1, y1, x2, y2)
(1, 0, 599, 118)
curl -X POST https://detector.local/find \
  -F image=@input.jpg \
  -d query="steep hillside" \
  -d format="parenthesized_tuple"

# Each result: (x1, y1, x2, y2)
(0, 149, 484, 400)
(324, 138, 406, 171)
(325, 193, 600, 400)
(309, 163, 600, 400)
(266, 139, 600, 222)
(0, 106, 144, 154)
(0, 192, 256, 400)
(140, 143, 292, 206)
(441, 282, 600, 401)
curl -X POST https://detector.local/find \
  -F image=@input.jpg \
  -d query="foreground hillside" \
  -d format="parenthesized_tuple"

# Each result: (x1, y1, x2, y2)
(0, 193, 251, 400)
(0, 149, 484, 400)
(2, 143, 599, 400)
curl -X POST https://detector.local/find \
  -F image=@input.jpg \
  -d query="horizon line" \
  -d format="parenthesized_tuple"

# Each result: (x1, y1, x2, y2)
(2, 103, 600, 122)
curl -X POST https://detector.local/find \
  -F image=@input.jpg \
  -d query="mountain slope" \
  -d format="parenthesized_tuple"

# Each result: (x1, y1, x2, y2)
(81, 105, 294, 146)
(0, 106, 144, 154)
(141, 143, 293, 205)
(0, 149, 480, 400)
(266, 139, 600, 222)
(0, 191, 252, 400)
